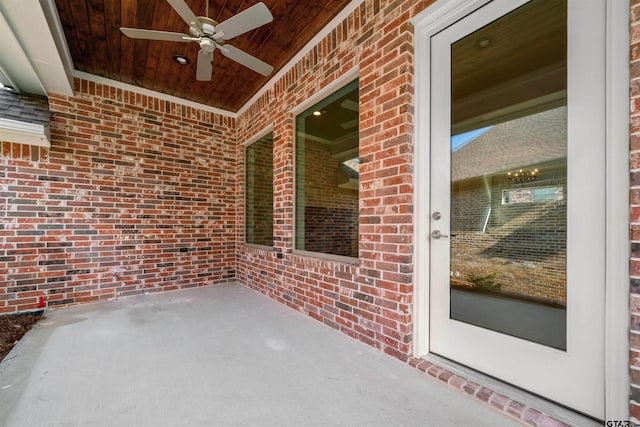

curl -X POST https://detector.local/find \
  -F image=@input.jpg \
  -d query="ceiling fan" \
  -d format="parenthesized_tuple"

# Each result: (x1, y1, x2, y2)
(120, 0, 274, 80)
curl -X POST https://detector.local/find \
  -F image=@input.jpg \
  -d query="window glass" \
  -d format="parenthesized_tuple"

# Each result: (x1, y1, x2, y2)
(295, 80, 359, 258)
(245, 133, 273, 246)
(449, 0, 568, 349)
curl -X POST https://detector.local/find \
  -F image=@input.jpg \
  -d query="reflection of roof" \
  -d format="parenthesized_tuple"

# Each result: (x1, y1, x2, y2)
(451, 126, 491, 152)
(452, 107, 566, 182)
(341, 158, 359, 179)
(0, 88, 50, 126)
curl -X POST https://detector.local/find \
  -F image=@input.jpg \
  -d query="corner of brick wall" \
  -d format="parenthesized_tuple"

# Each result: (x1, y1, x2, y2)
(0, 78, 237, 313)
(234, 1, 433, 363)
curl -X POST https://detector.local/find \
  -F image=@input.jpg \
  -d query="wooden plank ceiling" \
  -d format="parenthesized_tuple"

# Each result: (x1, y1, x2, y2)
(54, 0, 351, 112)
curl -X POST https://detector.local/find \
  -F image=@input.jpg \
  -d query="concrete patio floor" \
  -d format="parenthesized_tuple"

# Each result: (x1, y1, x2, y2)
(0, 282, 519, 426)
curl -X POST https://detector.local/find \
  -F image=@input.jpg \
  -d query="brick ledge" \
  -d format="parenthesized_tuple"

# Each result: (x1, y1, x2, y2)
(407, 357, 578, 426)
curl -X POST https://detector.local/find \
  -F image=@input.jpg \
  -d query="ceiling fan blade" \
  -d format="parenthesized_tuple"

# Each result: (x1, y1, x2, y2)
(196, 49, 213, 81)
(214, 2, 273, 41)
(166, 0, 202, 34)
(120, 28, 190, 42)
(219, 44, 273, 76)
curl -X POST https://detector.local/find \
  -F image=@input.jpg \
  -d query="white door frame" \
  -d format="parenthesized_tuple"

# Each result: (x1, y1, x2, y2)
(411, 0, 630, 419)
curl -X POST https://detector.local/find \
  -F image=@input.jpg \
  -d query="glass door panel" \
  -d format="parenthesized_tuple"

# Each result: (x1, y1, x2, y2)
(449, 0, 568, 350)
(428, 0, 605, 417)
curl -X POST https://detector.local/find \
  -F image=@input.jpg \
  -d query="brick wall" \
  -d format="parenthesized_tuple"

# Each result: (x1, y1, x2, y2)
(0, 79, 236, 313)
(236, 1, 427, 360)
(630, 0, 640, 420)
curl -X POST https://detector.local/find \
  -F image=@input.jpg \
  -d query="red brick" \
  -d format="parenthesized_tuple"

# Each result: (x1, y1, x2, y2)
(506, 400, 526, 419)
(630, 401, 640, 420)
(489, 393, 509, 411)
(522, 408, 544, 426)
(1, 78, 236, 312)
(447, 374, 466, 390)
(462, 381, 480, 396)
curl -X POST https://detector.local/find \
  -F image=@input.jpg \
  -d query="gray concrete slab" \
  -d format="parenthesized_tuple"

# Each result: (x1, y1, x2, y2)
(0, 283, 519, 426)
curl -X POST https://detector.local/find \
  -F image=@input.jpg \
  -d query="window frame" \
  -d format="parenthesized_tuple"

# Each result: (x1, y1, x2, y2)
(244, 126, 275, 250)
(291, 69, 360, 264)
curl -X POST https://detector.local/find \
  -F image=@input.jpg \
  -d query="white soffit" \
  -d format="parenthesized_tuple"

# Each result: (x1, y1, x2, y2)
(0, 11, 45, 95)
(0, 0, 74, 96)
(0, 67, 16, 89)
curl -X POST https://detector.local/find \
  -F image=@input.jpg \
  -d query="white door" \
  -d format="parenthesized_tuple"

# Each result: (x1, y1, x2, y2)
(429, 0, 605, 418)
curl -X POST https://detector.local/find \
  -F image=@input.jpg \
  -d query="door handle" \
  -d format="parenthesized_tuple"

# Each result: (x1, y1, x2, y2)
(431, 230, 449, 239)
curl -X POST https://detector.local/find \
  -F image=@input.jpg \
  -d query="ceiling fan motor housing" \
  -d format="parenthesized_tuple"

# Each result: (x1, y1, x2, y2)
(199, 38, 215, 52)
(198, 17, 217, 36)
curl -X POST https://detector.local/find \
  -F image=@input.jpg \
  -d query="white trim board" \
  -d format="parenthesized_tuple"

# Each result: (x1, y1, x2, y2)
(411, 0, 630, 420)
(40, 0, 76, 93)
(74, 71, 236, 118)
(605, 0, 631, 420)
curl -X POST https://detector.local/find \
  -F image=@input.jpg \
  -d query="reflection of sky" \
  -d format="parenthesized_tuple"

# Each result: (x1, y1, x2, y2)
(451, 126, 491, 151)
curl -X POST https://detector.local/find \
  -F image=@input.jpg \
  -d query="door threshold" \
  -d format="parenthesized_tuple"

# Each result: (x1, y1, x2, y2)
(415, 354, 601, 426)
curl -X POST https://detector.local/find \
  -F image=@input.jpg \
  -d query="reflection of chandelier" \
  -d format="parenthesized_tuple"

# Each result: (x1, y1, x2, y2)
(507, 168, 538, 182)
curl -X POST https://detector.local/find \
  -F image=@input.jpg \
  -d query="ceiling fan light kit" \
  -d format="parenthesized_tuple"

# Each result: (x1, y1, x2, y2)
(120, 0, 274, 81)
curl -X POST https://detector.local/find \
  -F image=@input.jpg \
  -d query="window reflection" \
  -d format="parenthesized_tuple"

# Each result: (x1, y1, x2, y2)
(449, 0, 567, 350)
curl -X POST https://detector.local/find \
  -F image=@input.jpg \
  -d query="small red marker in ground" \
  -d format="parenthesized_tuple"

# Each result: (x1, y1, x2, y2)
(37, 297, 45, 308)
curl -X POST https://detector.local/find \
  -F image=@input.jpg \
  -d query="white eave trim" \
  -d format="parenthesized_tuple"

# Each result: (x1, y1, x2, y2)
(0, 118, 50, 148)
(74, 71, 237, 118)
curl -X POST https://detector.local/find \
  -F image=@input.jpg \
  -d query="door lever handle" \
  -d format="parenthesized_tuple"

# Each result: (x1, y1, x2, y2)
(431, 230, 449, 239)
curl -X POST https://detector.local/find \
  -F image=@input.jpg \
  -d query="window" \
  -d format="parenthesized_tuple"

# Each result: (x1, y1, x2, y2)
(295, 79, 359, 259)
(245, 133, 273, 247)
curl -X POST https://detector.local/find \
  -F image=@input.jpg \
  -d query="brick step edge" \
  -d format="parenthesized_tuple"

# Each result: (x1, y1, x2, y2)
(407, 357, 570, 427)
